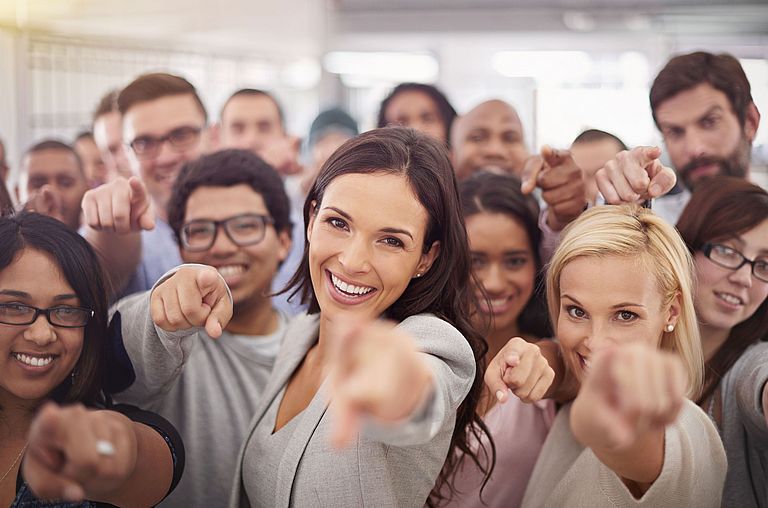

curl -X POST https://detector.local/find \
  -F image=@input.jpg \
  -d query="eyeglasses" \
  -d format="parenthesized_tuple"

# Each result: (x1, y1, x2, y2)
(180, 213, 275, 252)
(128, 126, 202, 160)
(702, 243, 768, 283)
(0, 303, 94, 328)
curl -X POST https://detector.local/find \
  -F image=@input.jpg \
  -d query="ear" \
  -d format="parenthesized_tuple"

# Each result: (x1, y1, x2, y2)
(744, 102, 761, 143)
(276, 230, 292, 263)
(306, 200, 318, 244)
(665, 291, 683, 330)
(414, 241, 441, 278)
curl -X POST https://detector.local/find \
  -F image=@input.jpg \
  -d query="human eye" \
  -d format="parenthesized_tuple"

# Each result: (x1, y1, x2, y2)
(565, 305, 586, 319)
(504, 256, 529, 270)
(381, 236, 404, 248)
(754, 259, 768, 280)
(467, 131, 486, 143)
(470, 254, 486, 270)
(700, 115, 720, 129)
(663, 127, 684, 140)
(131, 136, 156, 154)
(713, 244, 741, 262)
(51, 306, 89, 326)
(185, 222, 214, 239)
(0, 303, 32, 317)
(615, 310, 639, 322)
(58, 176, 76, 188)
(325, 217, 349, 231)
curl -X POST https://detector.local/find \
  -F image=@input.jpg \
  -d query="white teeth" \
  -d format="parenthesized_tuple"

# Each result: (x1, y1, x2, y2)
(13, 353, 54, 367)
(331, 273, 374, 296)
(490, 298, 508, 306)
(217, 265, 246, 278)
(716, 292, 743, 305)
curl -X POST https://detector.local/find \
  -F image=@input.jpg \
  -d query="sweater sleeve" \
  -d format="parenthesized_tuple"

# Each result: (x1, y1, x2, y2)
(110, 265, 229, 404)
(730, 342, 768, 443)
(360, 314, 476, 447)
(595, 399, 727, 507)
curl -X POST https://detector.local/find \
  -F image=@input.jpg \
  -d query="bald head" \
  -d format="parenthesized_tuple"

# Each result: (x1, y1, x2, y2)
(451, 100, 529, 180)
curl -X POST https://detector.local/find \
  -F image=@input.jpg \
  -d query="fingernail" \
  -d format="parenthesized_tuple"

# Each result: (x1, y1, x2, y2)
(496, 390, 506, 402)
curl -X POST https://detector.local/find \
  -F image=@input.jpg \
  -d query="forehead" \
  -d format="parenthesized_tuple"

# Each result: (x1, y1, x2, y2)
(655, 83, 736, 126)
(123, 94, 205, 137)
(466, 212, 532, 251)
(0, 248, 73, 296)
(464, 102, 522, 131)
(386, 91, 438, 115)
(222, 95, 281, 123)
(560, 255, 661, 306)
(322, 172, 429, 237)
(184, 184, 268, 221)
(25, 149, 80, 175)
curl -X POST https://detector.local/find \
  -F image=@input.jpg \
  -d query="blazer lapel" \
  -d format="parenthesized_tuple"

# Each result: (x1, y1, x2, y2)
(274, 378, 332, 508)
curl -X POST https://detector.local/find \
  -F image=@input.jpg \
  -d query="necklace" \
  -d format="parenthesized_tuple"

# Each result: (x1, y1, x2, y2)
(0, 443, 27, 486)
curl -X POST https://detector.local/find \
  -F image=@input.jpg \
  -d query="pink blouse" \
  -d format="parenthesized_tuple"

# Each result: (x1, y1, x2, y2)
(442, 397, 556, 508)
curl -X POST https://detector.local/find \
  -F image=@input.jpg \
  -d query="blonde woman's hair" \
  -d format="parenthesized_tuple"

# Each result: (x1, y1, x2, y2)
(546, 204, 703, 398)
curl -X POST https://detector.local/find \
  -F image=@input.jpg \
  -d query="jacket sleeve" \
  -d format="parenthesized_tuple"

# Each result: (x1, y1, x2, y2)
(361, 314, 476, 447)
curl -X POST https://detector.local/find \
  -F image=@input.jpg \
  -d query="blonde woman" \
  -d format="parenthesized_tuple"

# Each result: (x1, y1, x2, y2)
(489, 205, 726, 507)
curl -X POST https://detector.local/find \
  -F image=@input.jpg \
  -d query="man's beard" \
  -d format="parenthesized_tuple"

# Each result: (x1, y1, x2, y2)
(679, 134, 752, 190)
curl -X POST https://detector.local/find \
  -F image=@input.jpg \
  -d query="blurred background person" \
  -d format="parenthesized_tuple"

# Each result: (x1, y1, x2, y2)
(377, 82, 457, 146)
(19, 139, 88, 231)
(570, 128, 628, 205)
(92, 89, 133, 179)
(73, 130, 111, 188)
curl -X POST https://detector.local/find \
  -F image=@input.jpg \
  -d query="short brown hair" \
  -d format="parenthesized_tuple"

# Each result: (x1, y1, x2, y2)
(650, 52, 753, 128)
(118, 72, 207, 122)
(92, 89, 120, 124)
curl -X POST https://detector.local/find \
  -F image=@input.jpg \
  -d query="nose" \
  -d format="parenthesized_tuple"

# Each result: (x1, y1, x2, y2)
(728, 262, 754, 288)
(482, 135, 507, 159)
(582, 321, 615, 353)
(683, 130, 709, 160)
(23, 314, 57, 347)
(209, 226, 239, 257)
(155, 139, 183, 168)
(338, 235, 372, 274)
(480, 263, 505, 295)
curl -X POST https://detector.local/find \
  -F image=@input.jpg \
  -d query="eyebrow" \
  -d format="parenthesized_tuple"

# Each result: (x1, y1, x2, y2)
(561, 294, 645, 309)
(659, 105, 723, 129)
(324, 206, 415, 241)
(0, 290, 78, 302)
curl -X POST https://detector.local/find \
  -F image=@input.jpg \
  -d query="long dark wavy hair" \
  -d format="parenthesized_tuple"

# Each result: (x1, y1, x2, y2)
(460, 171, 552, 339)
(285, 127, 493, 506)
(0, 212, 107, 406)
(676, 176, 768, 405)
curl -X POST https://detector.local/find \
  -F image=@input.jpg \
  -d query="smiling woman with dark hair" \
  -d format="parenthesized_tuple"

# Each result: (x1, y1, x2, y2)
(0, 212, 184, 507)
(229, 127, 491, 507)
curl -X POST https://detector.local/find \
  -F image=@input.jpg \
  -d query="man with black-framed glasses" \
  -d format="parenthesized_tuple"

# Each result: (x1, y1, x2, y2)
(83, 73, 209, 297)
(111, 149, 292, 508)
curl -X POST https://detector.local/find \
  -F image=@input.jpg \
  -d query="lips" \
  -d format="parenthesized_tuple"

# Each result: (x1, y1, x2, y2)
(11, 351, 58, 371)
(477, 294, 515, 315)
(325, 270, 377, 305)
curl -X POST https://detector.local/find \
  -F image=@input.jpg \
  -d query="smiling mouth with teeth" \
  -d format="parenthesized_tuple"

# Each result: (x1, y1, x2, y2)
(330, 272, 375, 297)
(13, 353, 55, 367)
(715, 291, 744, 306)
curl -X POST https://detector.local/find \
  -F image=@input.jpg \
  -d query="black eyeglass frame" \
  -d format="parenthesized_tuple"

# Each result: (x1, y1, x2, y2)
(127, 125, 203, 160)
(180, 213, 275, 252)
(0, 303, 94, 328)
(701, 242, 768, 283)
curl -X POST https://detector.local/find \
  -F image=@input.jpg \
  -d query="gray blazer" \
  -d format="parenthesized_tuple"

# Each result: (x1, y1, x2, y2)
(228, 312, 476, 508)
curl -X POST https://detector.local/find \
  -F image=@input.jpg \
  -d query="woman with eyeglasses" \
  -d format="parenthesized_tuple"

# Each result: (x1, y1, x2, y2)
(0, 212, 184, 507)
(676, 176, 768, 508)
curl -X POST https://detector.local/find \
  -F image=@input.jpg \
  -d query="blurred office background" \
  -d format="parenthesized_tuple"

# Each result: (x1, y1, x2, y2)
(0, 0, 766, 185)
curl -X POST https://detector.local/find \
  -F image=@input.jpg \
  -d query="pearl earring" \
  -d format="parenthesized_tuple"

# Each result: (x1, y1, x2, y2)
(665, 324, 675, 333)
(415, 273, 422, 278)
